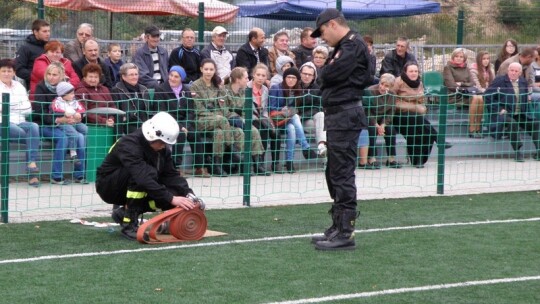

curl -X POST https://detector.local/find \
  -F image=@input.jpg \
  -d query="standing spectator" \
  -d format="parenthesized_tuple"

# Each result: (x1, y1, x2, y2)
(30, 40, 80, 101)
(15, 19, 50, 88)
(110, 63, 149, 136)
(64, 23, 94, 63)
(132, 25, 169, 89)
(201, 26, 235, 81)
(51, 81, 87, 169)
(292, 27, 317, 68)
(0, 59, 41, 187)
(497, 47, 538, 88)
(236, 27, 269, 78)
(75, 63, 116, 128)
(379, 36, 417, 77)
(104, 43, 125, 87)
(168, 28, 201, 86)
(309, 9, 370, 250)
(485, 62, 540, 162)
(495, 39, 518, 73)
(363, 35, 378, 84)
(72, 39, 114, 89)
(33, 62, 86, 184)
(268, 31, 296, 77)
(298, 62, 326, 157)
(470, 50, 495, 93)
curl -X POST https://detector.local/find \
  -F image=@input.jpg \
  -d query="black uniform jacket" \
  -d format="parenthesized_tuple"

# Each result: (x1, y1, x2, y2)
(97, 129, 192, 206)
(319, 31, 371, 108)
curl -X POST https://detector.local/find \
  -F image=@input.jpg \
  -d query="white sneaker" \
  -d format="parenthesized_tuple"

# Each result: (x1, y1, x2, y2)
(317, 143, 327, 157)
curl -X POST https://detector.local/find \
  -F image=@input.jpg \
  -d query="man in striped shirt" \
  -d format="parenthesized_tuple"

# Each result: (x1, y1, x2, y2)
(132, 25, 169, 89)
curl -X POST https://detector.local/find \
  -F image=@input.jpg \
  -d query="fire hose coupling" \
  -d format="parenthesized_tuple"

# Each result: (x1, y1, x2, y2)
(187, 193, 206, 210)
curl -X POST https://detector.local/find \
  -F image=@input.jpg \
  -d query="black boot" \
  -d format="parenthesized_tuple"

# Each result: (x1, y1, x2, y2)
(111, 206, 125, 224)
(303, 148, 318, 160)
(285, 160, 296, 173)
(120, 206, 142, 241)
(315, 209, 359, 251)
(311, 206, 338, 243)
(252, 155, 270, 176)
(210, 156, 227, 177)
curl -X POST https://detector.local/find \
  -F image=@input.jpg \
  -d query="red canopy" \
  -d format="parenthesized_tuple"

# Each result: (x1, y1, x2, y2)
(25, 0, 239, 23)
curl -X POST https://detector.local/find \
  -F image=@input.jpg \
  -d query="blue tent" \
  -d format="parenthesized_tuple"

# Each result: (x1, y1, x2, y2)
(237, 0, 441, 20)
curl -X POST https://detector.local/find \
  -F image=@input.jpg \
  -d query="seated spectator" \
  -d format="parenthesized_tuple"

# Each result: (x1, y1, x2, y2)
(356, 129, 372, 169)
(297, 62, 326, 157)
(222, 67, 269, 175)
(311, 46, 329, 86)
(497, 47, 538, 88)
(364, 73, 401, 169)
(72, 39, 114, 89)
(380, 37, 417, 77)
(495, 39, 518, 73)
(485, 62, 540, 162)
(52, 81, 88, 172)
(470, 50, 495, 94)
(270, 55, 295, 88)
(64, 23, 94, 63)
(235, 27, 269, 78)
(443, 48, 485, 138)
(268, 31, 296, 77)
(247, 63, 280, 169)
(16, 19, 50, 89)
(0, 59, 41, 187)
(104, 43, 124, 87)
(153, 66, 208, 177)
(33, 62, 86, 184)
(30, 40, 80, 101)
(269, 67, 317, 173)
(292, 27, 317, 68)
(110, 63, 149, 136)
(190, 58, 244, 177)
(169, 28, 202, 86)
(132, 25, 169, 89)
(201, 26, 235, 81)
(363, 35, 378, 85)
(74, 63, 116, 129)
(393, 62, 439, 168)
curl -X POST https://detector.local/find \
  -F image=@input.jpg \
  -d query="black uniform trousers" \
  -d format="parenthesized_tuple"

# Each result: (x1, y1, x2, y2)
(324, 106, 364, 211)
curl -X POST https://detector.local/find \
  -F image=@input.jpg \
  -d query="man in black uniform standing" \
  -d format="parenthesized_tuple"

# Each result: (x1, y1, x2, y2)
(310, 9, 371, 250)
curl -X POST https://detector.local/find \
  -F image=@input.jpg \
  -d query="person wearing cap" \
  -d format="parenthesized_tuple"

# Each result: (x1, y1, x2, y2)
(309, 8, 371, 251)
(51, 81, 88, 184)
(201, 26, 235, 81)
(235, 27, 269, 79)
(72, 39, 114, 89)
(96, 111, 203, 240)
(168, 28, 201, 86)
(132, 25, 169, 89)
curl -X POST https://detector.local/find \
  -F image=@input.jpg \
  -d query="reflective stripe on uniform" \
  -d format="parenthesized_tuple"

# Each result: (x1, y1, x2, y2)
(149, 200, 157, 211)
(126, 190, 147, 199)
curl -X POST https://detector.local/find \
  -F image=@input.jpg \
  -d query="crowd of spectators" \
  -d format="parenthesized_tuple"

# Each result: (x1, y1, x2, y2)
(4, 19, 540, 187)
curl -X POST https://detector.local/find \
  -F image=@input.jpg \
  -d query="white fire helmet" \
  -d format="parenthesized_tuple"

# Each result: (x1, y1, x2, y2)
(142, 112, 179, 145)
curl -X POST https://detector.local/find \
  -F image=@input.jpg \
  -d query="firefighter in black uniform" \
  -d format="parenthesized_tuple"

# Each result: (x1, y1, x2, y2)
(310, 9, 371, 250)
(96, 112, 204, 240)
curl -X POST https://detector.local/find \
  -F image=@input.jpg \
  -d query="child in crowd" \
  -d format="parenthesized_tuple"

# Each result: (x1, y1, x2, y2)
(51, 81, 87, 165)
(104, 43, 124, 86)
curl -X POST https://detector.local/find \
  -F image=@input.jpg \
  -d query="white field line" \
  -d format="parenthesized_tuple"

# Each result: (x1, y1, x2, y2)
(264, 276, 540, 304)
(1, 217, 539, 265)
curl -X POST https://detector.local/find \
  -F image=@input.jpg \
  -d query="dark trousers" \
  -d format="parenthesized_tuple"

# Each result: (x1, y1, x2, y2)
(367, 124, 397, 158)
(324, 107, 365, 211)
(502, 114, 540, 151)
(393, 113, 436, 165)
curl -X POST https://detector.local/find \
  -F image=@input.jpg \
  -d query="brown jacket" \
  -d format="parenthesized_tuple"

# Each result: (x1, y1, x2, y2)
(443, 61, 475, 91)
(393, 77, 425, 114)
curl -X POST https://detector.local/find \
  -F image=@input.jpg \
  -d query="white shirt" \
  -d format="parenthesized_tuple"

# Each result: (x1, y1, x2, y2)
(0, 79, 32, 124)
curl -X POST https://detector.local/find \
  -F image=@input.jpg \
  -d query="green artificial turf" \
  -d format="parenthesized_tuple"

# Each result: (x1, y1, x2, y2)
(0, 191, 539, 303)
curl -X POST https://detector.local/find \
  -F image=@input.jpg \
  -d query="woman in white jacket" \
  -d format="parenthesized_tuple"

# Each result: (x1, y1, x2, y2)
(0, 59, 41, 187)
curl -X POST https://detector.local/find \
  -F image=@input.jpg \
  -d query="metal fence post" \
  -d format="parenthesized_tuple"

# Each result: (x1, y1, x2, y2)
(198, 2, 205, 50)
(243, 88, 254, 206)
(456, 10, 464, 46)
(1, 93, 10, 223)
(37, 0, 45, 19)
(436, 90, 448, 195)
(337, 0, 342, 11)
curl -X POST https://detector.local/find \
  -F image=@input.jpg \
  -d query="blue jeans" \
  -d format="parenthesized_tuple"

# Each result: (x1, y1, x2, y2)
(41, 126, 85, 180)
(58, 123, 88, 150)
(284, 114, 310, 161)
(10, 121, 40, 163)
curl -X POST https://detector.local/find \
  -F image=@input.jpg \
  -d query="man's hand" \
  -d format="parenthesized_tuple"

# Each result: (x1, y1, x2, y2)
(171, 196, 195, 210)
